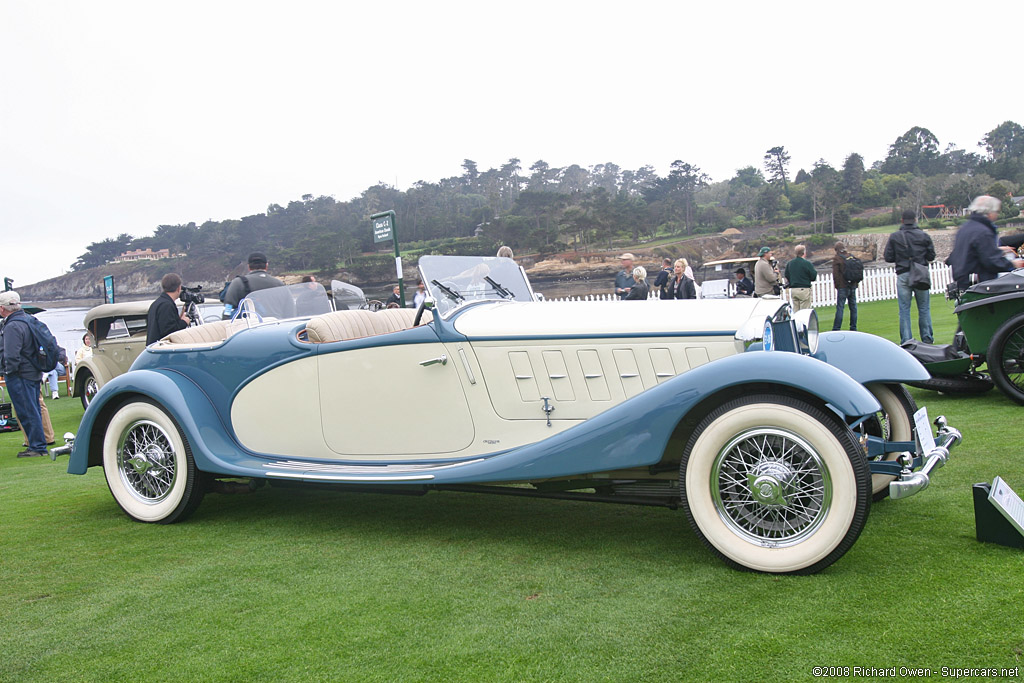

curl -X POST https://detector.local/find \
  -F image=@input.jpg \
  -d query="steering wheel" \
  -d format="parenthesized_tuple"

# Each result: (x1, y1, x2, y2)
(414, 297, 431, 326)
(366, 300, 384, 312)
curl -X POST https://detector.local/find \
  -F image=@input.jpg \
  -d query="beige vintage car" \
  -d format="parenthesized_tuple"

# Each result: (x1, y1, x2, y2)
(72, 301, 152, 409)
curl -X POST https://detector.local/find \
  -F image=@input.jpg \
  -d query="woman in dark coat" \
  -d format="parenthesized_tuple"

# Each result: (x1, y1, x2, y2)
(624, 266, 650, 300)
(669, 258, 696, 299)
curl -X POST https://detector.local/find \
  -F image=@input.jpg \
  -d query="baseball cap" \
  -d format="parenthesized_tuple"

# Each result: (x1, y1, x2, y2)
(248, 252, 268, 267)
(0, 290, 21, 306)
(758, 246, 771, 256)
(618, 253, 635, 260)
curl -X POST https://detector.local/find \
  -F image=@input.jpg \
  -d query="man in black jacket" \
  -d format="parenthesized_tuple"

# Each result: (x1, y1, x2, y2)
(147, 273, 191, 345)
(885, 210, 936, 344)
(948, 195, 1023, 291)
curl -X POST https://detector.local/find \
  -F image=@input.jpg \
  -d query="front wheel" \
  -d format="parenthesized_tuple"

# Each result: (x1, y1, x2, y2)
(680, 394, 871, 574)
(79, 372, 99, 410)
(988, 312, 1024, 405)
(102, 400, 205, 523)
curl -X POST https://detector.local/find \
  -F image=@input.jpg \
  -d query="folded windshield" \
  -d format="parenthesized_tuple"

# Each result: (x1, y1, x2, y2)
(418, 255, 535, 317)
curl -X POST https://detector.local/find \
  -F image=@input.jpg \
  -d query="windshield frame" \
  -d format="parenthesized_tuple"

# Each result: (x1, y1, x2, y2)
(418, 255, 536, 318)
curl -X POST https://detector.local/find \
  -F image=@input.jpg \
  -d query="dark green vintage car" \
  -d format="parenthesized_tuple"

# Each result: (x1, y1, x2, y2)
(905, 271, 1024, 404)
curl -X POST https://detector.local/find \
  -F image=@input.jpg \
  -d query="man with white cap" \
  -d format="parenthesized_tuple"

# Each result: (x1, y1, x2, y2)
(614, 253, 636, 299)
(0, 291, 48, 457)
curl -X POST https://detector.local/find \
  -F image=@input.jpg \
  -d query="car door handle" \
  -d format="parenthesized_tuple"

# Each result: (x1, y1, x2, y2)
(419, 354, 447, 367)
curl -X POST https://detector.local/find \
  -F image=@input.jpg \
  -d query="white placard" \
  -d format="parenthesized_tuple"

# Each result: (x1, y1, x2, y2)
(395, 256, 403, 281)
(989, 476, 1024, 535)
(913, 407, 935, 454)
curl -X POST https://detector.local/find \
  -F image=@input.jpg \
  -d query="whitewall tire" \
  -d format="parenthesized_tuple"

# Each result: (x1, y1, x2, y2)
(680, 394, 871, 574)
(102, 400, 205, 523)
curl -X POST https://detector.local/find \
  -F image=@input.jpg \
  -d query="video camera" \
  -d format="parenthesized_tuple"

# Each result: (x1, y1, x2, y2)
(179, 285, 205, 305)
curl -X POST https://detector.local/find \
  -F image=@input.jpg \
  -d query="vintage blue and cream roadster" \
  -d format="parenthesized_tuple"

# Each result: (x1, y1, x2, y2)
(67, 256, 960, 574)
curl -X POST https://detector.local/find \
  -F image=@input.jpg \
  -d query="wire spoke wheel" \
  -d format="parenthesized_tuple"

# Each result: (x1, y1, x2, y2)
(712, 428, 830, 547)
(82, 375, 99, 409)
(989, 313, 1024, 405)
(117, 420, 178, 503)
(103, 400, 205, 523)
(681, 394, 870, 574)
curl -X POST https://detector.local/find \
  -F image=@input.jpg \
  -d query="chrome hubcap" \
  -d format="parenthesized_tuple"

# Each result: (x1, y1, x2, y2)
(84, 379, 98, 405)
(117, 420, 177, 503)
(712, 428, 831, 548)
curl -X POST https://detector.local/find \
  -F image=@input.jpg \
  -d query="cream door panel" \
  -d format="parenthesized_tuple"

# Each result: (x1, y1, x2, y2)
(319, 344, 474, 455)
(233, 356, 327, 457)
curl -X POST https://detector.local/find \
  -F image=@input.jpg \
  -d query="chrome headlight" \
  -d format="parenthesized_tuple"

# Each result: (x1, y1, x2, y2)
(793, 308, 819, 355)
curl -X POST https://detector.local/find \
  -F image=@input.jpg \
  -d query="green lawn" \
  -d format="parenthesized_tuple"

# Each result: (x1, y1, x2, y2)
(2, 299, 1023, 682)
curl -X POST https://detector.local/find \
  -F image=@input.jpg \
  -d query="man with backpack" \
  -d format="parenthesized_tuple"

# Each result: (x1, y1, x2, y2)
(222, 252, 285, 319)
(831, 242, 861, 332)
(0, 290, 51, 457)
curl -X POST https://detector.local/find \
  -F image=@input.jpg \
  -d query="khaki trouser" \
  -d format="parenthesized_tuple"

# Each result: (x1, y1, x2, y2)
(21, 395, 54, 445)
(790, 287, 812, 312)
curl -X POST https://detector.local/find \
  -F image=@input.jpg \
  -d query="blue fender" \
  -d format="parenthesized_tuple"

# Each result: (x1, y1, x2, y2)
(811, 331, 928, 384)
(70, 351, 881, 485)
(67, 369, 266, 476)
(426, 351, 882, 483)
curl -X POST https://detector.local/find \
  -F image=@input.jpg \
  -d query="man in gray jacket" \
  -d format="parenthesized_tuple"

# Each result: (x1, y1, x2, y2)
(884, 210, 936, 344)
(0, 291, 48, 457)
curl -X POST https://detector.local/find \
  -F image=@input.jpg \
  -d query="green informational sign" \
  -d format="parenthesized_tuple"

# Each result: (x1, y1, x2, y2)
(370, 210, 405, 307)
(103, 275, 115, 304)
(373, 214, 393, 244)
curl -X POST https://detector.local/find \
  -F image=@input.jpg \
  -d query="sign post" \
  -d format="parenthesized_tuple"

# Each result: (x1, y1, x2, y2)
(103, 275, 115, 304)
(371, 210, 404, 307)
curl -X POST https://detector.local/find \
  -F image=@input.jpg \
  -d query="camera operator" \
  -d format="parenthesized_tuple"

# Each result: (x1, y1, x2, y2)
(146, 273, 192, 345)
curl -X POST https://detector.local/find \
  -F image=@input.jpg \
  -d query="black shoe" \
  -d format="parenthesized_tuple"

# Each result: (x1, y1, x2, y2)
(17, 450, 46, 458)
(47, 441, 56, 446)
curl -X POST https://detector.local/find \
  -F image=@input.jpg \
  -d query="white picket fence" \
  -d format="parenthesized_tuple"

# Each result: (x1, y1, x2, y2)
(541, 262, 954, 309)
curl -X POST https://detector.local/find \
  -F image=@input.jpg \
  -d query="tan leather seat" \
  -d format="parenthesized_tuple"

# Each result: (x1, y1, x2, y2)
(162, 320, 248, 345)
(305, 309, 432, 343)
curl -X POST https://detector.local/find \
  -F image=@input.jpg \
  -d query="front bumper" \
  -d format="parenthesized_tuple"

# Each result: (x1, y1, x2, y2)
(887, 416, 962, 499)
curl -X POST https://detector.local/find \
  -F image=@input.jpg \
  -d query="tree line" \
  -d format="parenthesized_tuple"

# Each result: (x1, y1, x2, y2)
(71, 121, 1024, 275)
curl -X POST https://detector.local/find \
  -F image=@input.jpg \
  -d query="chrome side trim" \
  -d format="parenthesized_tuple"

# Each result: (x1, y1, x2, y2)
(266, 471, 435, 482)
(263, 457, 486, 475)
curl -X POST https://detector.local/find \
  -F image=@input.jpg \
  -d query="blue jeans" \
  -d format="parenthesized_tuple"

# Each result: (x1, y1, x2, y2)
(6, 374, 46, 452)
(897, 272, 933, 344)
(833, 287, 857, 331)
(46, 362, 65, 394)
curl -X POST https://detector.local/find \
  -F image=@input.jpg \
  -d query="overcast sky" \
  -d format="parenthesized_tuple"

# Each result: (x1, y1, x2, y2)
(2, 0, 1021, 289)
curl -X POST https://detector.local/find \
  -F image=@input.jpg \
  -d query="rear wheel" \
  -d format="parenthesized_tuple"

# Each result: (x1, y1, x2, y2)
(988, 313, 1024, 405)
(102, 400, 205, 523)
(864, 383, 916, 501)
(680, 394, 871, 574)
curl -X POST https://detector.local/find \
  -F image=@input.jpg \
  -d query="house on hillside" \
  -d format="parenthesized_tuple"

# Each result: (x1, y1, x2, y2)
(113, 248, 171, 263)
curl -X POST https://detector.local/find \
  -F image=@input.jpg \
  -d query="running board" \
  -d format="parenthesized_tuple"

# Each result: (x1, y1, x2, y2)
(263, 457, 487, 482)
